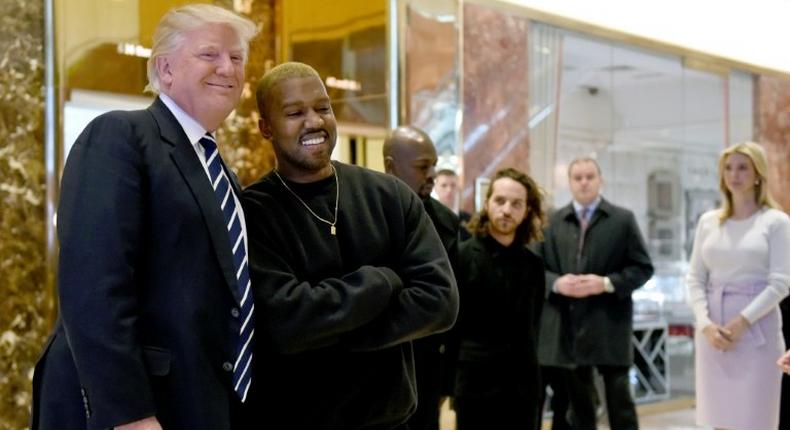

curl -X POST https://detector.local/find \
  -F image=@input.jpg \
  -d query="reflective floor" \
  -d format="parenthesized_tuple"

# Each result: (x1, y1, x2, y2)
(439, 397, 700, 430)
(626, 408, 698, 430)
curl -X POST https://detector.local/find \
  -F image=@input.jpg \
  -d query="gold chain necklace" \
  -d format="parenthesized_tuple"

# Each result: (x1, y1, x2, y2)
(273, 164, 339, 235)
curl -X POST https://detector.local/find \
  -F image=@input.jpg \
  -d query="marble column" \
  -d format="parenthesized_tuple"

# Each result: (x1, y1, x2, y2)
(461, 3, 530, 213)
(757, 75, 790, 212)
(0, 0, 49, 427)
(214, 0, 278, 186)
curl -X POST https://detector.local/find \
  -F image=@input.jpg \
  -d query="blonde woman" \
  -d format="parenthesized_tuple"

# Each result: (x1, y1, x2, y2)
(687, 141, 790, 430)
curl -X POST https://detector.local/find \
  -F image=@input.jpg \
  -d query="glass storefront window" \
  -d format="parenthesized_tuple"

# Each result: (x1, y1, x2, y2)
(528, 24, 756, 399)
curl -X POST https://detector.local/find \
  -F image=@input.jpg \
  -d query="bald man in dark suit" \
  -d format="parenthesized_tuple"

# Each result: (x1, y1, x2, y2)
(384, 125, 461, 430)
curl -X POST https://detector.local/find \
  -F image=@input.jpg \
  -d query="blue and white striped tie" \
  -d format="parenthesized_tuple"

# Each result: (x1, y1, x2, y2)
(200, 133, 254, 402)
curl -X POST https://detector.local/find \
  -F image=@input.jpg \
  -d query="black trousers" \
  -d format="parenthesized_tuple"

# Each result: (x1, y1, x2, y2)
(569, 365, 638, 430)
(539, 366, 572, 430)
(780, 298, 790, 430)
(455, 389, 538, 430)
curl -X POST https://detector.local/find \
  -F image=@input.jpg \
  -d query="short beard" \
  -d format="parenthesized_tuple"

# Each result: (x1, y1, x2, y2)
(278, 145, 333, 173)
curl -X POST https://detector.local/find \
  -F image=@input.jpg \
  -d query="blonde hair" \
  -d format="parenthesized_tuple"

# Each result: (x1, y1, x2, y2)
(255, 62, 323, 119)
(717, 141, 779, 223)
(145, 4, 258, 94)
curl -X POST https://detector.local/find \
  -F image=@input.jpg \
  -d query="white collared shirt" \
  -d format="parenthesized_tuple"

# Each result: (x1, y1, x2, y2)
(569, 195, 614, 293)
(159, 93, 248, 255)
(572, 196, 602, 221)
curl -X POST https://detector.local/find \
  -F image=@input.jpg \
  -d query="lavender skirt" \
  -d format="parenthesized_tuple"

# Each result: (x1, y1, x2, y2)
(695, 283, 784, 430)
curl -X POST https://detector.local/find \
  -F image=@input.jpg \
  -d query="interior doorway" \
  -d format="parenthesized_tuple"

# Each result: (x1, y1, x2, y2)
(332, 125, 387, 172)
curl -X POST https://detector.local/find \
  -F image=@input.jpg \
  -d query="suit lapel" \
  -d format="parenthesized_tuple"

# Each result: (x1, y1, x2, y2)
(557, 204, 582, 274)
(423, 198, 450, 236)
(586, 198, 610, 231)
(149, 98, 240, 300)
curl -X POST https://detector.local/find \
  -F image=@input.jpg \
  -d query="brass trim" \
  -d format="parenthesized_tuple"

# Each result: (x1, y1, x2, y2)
(44, 0, 60, 330)
(337, 122, 389, 139)
(395, 0, 407, 125)
(387, 0, 399, 128)
(457, 0, 465, 183)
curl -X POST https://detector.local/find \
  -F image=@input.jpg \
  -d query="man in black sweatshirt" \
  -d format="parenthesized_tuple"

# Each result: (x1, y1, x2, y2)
(383, 125, 462, 430)
(242, 62, 459, 430)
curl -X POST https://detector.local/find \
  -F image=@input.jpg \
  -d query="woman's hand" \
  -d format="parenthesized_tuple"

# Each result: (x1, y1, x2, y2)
(722, 315, 751, 348)
(778, 350, 790, 375)
(702, 324, 733, 351)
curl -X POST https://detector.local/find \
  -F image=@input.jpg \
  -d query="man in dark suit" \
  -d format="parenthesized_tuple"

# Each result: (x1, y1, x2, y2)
(383, 125, 461, 430)
(435, 169, 472, 225)
(31, 5, 258, 430)
(535, 157, 654, 430)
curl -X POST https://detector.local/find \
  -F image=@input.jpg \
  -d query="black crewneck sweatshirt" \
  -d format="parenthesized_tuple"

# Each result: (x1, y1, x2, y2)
(242, 161, 459, 429)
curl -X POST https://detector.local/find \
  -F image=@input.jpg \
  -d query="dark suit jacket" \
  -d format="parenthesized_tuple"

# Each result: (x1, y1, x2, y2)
(535, 198, 654, 367)
(407, 197, 461, 429)
(31, 98, 245, 430)
(424, 197, 460, 269)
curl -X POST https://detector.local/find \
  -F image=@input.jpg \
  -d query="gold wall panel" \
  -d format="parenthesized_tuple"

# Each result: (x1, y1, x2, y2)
(0, 0, 49, 428)
(215, 0, 279, 186)
(283, 0, 388, 128)
(282, 0, 385, 46)
(57, 0, 279, 185)
(139, 0, 213, 48)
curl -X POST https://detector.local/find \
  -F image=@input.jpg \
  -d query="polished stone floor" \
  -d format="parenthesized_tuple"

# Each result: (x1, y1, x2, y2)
(624, 408, 699, 430)
(439, 397, 701, 430)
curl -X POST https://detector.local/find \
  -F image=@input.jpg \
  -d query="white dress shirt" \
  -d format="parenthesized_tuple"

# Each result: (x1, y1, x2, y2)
(159, 93, 248, 255)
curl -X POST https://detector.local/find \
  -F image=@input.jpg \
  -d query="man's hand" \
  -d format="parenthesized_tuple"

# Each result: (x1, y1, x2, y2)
(576, 274, 606, 297)
(778, 350, 790, 375)
(702, 324, 733, 351)
(115, 417, 162, 430)
(554, 274, 607, 298)
(554, 274, 583, 297)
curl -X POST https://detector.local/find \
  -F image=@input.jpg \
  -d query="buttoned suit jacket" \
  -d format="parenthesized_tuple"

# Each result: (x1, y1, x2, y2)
(31, 97, 246, 430)
(535, 198, 654, 367)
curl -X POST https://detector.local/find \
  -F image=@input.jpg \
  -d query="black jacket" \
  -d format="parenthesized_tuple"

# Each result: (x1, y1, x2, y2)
(406, 197, 462, 430)
(535, 198, 654, 367)
(454, 236, 545, 416)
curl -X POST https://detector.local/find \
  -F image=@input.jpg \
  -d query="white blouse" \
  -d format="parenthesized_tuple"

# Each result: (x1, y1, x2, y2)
(686, 207, 790, 328)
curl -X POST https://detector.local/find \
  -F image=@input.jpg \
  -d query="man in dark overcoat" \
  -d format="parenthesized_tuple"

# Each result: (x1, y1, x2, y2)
(535, 157, 654, 430)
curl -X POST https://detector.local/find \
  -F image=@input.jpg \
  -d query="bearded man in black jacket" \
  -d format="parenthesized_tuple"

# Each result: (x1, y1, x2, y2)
(453, 168, 547, 430)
